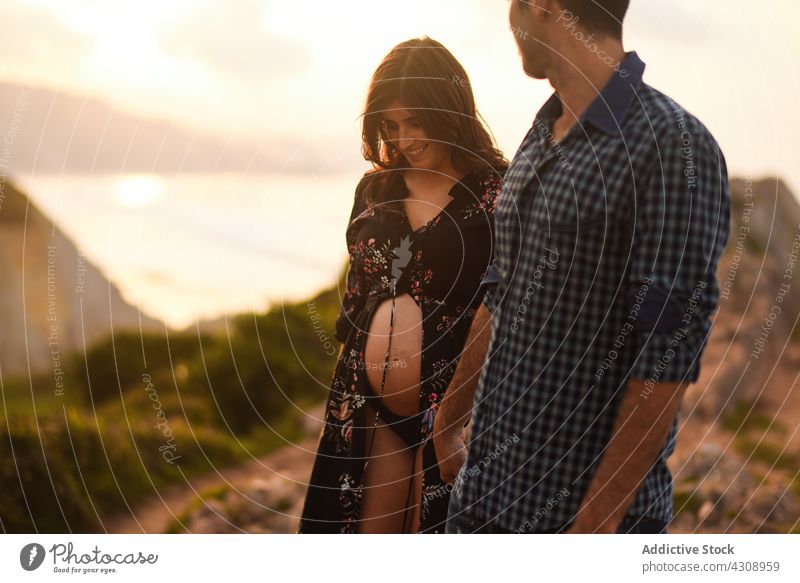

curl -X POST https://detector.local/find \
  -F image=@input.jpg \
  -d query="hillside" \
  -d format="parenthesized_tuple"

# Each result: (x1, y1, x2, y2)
(0, 178, 165, 376)
(669, 177, 800, 533)
(0, 82, 320, 174)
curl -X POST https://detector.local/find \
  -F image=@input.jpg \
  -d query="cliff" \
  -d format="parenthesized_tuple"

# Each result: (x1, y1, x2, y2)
(0, 178, 165, 377)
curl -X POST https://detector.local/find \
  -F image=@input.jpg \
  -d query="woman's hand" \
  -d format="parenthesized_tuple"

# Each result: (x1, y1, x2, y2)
(434, 427, 468, 484)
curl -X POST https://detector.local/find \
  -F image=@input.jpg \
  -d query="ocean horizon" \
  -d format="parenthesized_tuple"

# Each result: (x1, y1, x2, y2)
(15, 171, 358, 329)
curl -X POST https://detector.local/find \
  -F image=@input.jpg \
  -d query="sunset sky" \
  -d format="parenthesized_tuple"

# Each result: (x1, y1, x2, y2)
(1, 0, 799, 194)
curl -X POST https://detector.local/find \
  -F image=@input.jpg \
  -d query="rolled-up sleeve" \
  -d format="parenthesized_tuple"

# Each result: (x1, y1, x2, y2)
(480, 262, 502, 314)
(627, 120, 731, 383)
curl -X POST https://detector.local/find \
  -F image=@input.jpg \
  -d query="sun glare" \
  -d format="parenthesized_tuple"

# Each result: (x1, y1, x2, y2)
(115, 175, 165, 207)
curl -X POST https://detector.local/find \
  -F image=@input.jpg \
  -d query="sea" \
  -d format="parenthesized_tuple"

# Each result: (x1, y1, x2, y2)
(17, 172, 357, 329)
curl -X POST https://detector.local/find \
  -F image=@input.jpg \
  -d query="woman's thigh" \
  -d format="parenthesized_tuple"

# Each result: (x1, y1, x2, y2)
(358, 404, 423, 533)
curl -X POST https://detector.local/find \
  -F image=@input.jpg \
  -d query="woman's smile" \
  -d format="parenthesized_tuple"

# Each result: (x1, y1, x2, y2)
(404, 143, 429, 161)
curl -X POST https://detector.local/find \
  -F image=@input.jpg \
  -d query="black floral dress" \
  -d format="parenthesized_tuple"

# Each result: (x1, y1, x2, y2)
(299, 167, 503, 533)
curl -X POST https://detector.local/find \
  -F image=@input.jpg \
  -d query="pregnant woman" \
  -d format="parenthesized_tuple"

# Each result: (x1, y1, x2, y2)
(299, 37, 506, 534)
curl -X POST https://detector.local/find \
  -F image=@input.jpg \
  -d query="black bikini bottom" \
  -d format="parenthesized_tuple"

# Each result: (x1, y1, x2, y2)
(369, 395, 425, 451)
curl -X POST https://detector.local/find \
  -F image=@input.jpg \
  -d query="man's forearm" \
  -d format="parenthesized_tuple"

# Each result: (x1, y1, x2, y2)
(436, 303, 493, 435)
(570, 378, 688, 533)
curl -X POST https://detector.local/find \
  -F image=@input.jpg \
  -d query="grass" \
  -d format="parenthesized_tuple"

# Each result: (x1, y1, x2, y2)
(791, 475, 800, 499)
(673, 489, 703, 516)
(274, 497, 293, 513)
(1, 372, 83, 417)
(1, 275, 341, 533)
(165, 484, 297, 534)
(722, 400, 786, 434)
(733, 436, 796, 472)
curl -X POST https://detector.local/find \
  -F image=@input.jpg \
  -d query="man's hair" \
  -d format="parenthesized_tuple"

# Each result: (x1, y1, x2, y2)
(556, 0, 630, 39)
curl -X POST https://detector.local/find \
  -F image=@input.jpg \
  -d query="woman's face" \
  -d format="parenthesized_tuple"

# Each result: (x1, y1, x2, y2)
(381, 102, 453, 172)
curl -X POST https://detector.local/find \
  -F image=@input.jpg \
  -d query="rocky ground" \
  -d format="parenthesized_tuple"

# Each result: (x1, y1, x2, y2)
(667, 177, 800, 533)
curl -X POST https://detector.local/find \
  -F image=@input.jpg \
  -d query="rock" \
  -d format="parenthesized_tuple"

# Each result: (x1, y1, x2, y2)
(673, 443, 764, 530)
(678, 442, 725, 480)
(744, 483, 800, 530)
(697, 500, 716, 522)
(246, 478, 276, 506)
(187, 498, 233, 534)
(223, 490, 240, 509)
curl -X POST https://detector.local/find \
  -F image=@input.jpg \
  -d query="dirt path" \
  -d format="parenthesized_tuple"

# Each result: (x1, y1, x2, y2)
(104, 432, 320, 534)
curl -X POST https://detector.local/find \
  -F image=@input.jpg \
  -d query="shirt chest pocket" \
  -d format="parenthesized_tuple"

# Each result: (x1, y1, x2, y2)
(527, 176, 628, 272)
(530, 174, 615, 233)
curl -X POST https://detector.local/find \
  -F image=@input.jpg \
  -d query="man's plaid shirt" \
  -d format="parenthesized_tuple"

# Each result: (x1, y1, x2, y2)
(454, 52, 731, 532)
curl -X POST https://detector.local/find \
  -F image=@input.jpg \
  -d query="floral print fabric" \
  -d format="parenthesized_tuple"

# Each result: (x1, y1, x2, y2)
(299, 168, 503, 533)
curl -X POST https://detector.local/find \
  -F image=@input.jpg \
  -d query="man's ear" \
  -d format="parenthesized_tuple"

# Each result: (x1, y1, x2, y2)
(516, 0, 552, 31)
(539, 0, 565, 26)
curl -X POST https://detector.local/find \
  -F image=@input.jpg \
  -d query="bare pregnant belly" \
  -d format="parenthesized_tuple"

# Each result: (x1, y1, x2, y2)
(364, 293, 423, 418)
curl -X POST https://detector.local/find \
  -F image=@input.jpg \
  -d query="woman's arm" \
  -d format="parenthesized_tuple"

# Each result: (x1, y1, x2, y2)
(333, 175, 372, 343)
(433, 303, 493, 483)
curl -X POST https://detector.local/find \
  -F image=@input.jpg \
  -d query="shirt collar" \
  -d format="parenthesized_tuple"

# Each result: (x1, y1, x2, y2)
(534, 51, 646, 137)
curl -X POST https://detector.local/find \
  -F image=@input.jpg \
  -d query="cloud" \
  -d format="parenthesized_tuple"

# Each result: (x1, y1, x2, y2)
(625, 0, 731, 45)
(160, 0, 311, 82)
(0, 1, 93, 66)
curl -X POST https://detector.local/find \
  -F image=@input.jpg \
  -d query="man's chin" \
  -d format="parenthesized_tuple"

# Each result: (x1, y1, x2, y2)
(523, 63, 548, 80)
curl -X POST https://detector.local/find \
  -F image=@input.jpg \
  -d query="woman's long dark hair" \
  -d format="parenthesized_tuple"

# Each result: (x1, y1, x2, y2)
(361, 37, 508, 213)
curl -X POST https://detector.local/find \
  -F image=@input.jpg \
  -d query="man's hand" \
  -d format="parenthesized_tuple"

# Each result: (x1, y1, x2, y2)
(434, 428, 468, 484)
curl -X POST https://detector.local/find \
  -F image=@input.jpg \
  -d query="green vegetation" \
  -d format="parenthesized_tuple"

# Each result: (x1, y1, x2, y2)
(0, 270, 345, 533)
(733, 436, 796, 472)
(792, 475, 800, 500)
(673, 489, 703, 515)
(722, 400, 786, 434)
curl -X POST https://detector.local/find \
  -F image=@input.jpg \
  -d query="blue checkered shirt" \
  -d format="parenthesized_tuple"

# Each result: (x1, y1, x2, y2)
(456, 52, 731, 532)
